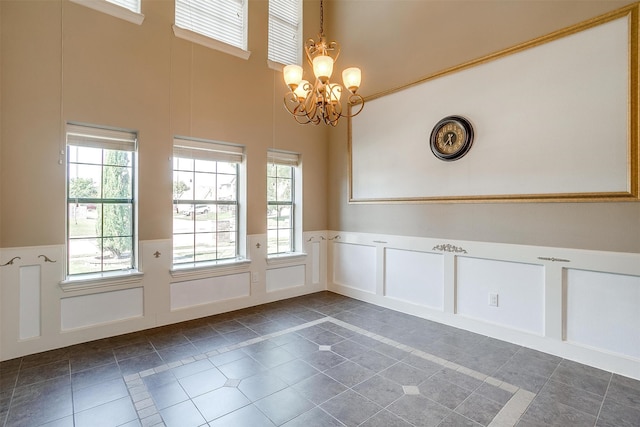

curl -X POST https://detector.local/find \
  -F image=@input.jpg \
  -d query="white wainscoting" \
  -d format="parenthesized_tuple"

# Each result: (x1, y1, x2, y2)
(61, 287, 144, 330)
(0, 232, 328, 361)
(566, 268, 640, 359)
(457, 257, 545, 335)
(384, 248, 444, 310)
(333, 242, 377, 293)
(327, 231, 640, 380)
(266, 265, 305, 293)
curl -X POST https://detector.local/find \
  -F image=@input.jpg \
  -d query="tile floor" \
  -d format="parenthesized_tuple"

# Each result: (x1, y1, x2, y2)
(0, 291, 639, 427)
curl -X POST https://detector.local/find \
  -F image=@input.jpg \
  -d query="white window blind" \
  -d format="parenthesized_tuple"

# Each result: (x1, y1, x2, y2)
(268, 0, 302, 66)
(174, 138, 244, 163)
(268, 150, 299, 166)
(66, 124, 137, 152)
(175, 0, 247, 51)
(106, 0, 140, 14)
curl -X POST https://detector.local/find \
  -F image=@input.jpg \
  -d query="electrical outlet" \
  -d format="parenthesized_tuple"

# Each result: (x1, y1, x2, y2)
(251, 272, 259, 283)
(489, 293, 499, 307)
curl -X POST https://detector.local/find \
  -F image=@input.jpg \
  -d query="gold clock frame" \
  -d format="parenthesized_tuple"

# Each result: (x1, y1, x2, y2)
(348, 4, 640, 204)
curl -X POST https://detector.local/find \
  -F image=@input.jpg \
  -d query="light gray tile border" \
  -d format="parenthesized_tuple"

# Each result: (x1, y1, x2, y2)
(121, 315, 533, 427)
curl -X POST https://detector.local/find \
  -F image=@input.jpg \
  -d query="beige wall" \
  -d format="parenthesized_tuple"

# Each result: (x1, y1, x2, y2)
(326, 0, 640, 253)
(0, 0, 328, 248)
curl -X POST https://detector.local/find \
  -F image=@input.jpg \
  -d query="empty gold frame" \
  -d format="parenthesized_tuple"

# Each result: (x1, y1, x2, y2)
(348, 4, 639, 203)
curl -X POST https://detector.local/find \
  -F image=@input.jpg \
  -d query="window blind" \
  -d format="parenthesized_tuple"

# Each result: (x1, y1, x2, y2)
(268, 0, 302, 65)
(268, 150, 299, 166)
(106, 0, 140, 14)
(175, 0, 247, 51)
(174, 137, 244, 163)
(66, 124, 137, 152)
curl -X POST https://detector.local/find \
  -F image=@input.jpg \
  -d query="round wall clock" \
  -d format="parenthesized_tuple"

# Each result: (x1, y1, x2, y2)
(430, 116, 474, 161)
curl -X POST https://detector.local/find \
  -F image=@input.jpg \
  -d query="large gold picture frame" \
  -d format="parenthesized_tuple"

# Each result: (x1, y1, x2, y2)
(349, 4, 639, 203)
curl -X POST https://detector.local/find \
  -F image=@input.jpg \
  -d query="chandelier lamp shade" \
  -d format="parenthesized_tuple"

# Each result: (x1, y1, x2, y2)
(283, 0, 364, 126)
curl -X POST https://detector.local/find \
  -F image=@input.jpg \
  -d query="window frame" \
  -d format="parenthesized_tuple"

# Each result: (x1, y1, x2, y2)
(267, 0, 303, 70)
(64, 123, 139, 284)
(267, 150, 302, 257)
(69, 0, 144, 25)
(171, 137, 247, 271)
(173, 0, 251, 60)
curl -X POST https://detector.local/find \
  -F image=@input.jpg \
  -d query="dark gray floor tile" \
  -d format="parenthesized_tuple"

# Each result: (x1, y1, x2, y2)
(217, 356, 266, 380)
(352, 375, 405, 407)
(112, 341, 155, 362)
(208, 404, 276, 427)
(537, 379, 604, 416)
(238, 372, 288, 401)
(387, 394, 451, 427)
(611, 374, 640, 392)
(551, 361, 611, 397)
(439, 412, 483, 427)
(212, 319, 245, 334)
(69, 349, 116, 373)
(381, 362, 434, 386)
(241, 340, 278, 356)
(293, 373, 348, 405)
(520, 393, 596, 427)
(270, 358, 319, 385)
(455, 393, 503, 426)
(20, 348, 70, 370)
(148, 380, 189, 410)
(158, 400, 206, 427)
(255, 387, 315, 425)
(70, 362, 121, 391)
(208, 348, 248, 366)
(181, 324, 219, 342)
(38, 415, 75, 426)
(360, 409, 413, 426)
(15, 359, 70, 387)
(596, 396, 640, 427)
(192, 386, 251, 421)
(146, 330, 191, 350)
(325, 360, 375, 387)
(192, 334, 230, 353)
(178, 366, 227, 398)
(419, 374, 472, 409)
(321, 389, 381, 427)
(250, 346, 297, 369)
(280, 337, 321, 358)
(116, 351, 163, 376)
(222, 327, 260, 344)
(74, 396, 137, 427)
(402, 353, 443, 376)
(302, 350, 346, 371)
(157, 342, 200, 363)
(6, 378, 73, 427)
(351, 349, 397, 373)
(142, 369, 177, 390)
(492, 363, 549, 393)
(330, 339, 369, 359)
(170, 358, 214, 379)
(319, 322, 359, 338)
(72, 377, 129, 412)
(605, 377, 640, 408)
(281, 407, 344, 427)
(474, 382, 515, 405)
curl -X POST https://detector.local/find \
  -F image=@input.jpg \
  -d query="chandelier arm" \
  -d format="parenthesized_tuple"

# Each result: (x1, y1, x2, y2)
(340, 93, 366, 118)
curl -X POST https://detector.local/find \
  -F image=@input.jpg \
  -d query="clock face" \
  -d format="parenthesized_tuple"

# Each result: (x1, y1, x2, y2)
(430, 116, 474, 161)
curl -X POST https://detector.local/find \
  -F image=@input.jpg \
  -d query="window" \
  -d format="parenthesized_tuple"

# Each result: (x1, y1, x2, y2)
(268, 0, 302, 67)
(173, 138, 244, 266)
(267, 150, 300, 255)
(69, 0, 144, 25)
(66, 124, 137, 277)
(174, 0, 250, 59)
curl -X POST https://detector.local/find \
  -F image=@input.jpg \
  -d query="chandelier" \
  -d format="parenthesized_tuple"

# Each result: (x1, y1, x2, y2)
(282, 0, 364, 126)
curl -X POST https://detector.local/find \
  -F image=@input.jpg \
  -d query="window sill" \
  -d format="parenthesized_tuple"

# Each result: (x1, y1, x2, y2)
(60, 270, 144, 292)
(69, 0, 144, 25)
(267, 252, 307, 266)
(173, 26, 251, 60)
(267, 60, 285, 72)
(171, 258, 251, 281)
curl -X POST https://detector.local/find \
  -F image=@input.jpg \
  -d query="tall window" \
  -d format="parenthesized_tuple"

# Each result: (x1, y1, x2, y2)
(173, 138, 243, 266)
(267, 151, 300, 255)
(105, 0, 140, 13)
(174, 0, 248, 55)
(268, 0, 302, 66)
(66, 124, 137, 277)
